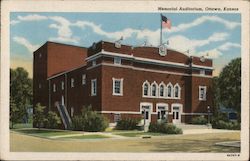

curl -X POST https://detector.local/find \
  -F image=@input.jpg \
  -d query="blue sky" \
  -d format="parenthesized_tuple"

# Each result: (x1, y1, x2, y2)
(10, 12, 241, 77)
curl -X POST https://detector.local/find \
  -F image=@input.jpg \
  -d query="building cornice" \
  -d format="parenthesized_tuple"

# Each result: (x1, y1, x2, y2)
(86, 50, 213, 70)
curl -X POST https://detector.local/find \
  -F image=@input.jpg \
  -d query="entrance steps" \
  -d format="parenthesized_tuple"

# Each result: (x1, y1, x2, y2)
(56, 103, 72, 130)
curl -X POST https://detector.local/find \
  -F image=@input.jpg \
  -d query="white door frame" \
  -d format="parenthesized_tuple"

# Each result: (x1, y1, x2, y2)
(156, 103, 168, 122)
(171, 103, 182, 124)
(140, 102, 153, 125)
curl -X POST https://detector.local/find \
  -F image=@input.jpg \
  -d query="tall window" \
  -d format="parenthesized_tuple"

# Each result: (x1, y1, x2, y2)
(199, 86, 207, 100)
(61, 81, 64, 90)
(82, 74, 86, 85)
(143, 81, 150, 96)
(71, 78, 74, 88)
(91, 79, 97, 96)
(174, 84, 181, 98)
(167, 83, 173, 98)
(159, 83, 165, 97)
(114, 57, 121, 65)
(112, 78, 123, 96)
(70, 107, 74, 117)
(92, 60, 96, 66)
(53, 84, 56, 92)
(151, 82, 158, 97)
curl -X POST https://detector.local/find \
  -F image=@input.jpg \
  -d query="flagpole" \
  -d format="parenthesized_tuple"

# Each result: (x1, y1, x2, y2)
(160, 14, 162, 45)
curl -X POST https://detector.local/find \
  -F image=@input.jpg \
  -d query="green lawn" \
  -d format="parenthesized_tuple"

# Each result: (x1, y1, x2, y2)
(114, 132, 166, 137)
(13, 128, 81, 137)
(11, 123, 32, 129)
(10, 130, 240, 152)
(62, 134, 110, 139)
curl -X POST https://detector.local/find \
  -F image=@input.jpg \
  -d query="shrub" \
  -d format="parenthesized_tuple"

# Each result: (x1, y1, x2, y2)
(33, 103, 46, 129)
(148, 122, 182, 134)
(71, 116, 84, 131)
(191, 116, 207, 125)
(115, 118, 140, 130)
(44, 111, 61, 129)
(71, 105, 109, 132)
(212, 119, 240, 130)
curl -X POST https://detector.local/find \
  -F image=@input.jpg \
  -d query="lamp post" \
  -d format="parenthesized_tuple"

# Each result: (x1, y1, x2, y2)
(207, 105, 210, 126)
(143, 108, 146, 132)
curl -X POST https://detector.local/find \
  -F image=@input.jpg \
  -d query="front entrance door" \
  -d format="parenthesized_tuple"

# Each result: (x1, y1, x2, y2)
(141, 105, 151, 125)
(172, 106, 181, 124)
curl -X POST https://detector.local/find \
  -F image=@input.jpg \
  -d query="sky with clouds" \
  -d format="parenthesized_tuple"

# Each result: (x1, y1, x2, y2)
(10, 12, 241, 78)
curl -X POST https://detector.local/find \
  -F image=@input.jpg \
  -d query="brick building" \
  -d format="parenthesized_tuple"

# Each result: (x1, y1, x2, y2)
(33, 41, 213, 129)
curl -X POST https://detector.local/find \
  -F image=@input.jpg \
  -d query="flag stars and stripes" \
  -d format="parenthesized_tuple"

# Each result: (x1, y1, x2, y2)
(161, 14, 171, 29)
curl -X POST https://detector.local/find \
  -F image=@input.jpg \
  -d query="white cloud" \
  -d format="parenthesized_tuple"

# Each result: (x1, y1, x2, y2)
(17, 14, 48, 21)
(48, 16, 80, 44)
(218, 42, 241, 51)
(13, 36, 39, 53)
(167, 32, 228, 54)
(10, 20, 20, 25)
(73, 20, 139, 40)
(197, 48, 223, 59)
(165, 15, 240, 33)
(11, 14, 48, 25)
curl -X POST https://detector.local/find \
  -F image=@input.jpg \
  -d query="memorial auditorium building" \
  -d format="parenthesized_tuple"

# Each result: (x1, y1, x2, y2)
(33, 40, 213, 129)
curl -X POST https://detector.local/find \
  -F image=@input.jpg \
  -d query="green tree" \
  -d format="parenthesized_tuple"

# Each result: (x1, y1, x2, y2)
(33, 103, 46, 129)
(44, 111, 61, 129)
(10, 67, 32, 123)
(217, 58, 241, 119)
(10, 97, 19, 128)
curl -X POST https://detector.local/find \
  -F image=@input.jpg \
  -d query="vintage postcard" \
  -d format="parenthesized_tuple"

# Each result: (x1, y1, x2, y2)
(1, 0, 249, 160)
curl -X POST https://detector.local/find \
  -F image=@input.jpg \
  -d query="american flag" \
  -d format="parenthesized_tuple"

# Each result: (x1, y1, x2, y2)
(161, 14, 171, 29)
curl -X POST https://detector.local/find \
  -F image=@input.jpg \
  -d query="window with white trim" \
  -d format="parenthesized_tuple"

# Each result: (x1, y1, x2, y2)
(91, 79, 97, 96)
(174, 83, 181, 99)
(61, 81, 64, 90)
(114, 113, 121, 122)
(82, 74, 86, 85)
(199, 86, 207, 100)
(70, 107, 74, 117)
(92, 60, 96, 66)
(114, 57, 121, 65)
(53, 83, 56, 92)
(159, 83, 165, 97)
(151, 82, 158, 97)
(112, 78, 123, 96)
(166, 83, 173, 98)
(71, 78, 74, 88)
(142, 81, 150, 96)
(38, 83, 42, 89)
(200, 70, 205, 75)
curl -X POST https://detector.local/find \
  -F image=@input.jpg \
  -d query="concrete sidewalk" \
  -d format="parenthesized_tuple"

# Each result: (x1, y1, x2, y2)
(175, 124, 240, 135)
(49, 131, 127, 139)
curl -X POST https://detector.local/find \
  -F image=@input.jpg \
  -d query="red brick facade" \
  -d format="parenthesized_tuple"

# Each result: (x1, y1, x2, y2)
(33, 41, 213, 129)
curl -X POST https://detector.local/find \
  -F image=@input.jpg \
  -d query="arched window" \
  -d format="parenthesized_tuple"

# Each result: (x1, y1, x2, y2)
(159, 82, 165, 97)
(174, 83, 181, 98)
(142, 81, 150, 96)
(166, 83, 173, 98)
(151, 82, 158, 97)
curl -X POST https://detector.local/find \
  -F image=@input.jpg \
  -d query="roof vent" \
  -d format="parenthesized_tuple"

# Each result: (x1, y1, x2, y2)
(115, 36, 123, 48)
(200, 56, 205, 62)
(92, 42, 96, 50)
